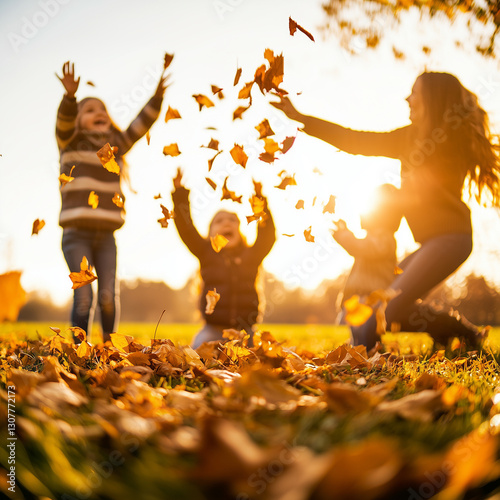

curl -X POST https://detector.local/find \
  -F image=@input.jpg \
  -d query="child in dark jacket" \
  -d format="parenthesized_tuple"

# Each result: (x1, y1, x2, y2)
(171, 170, 276, 348)
(56, 60, 168, 343)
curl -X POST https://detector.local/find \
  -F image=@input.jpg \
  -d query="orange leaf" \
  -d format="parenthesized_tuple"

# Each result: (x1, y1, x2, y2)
(230, 144, 248, 168)
(202, 138, 220, 150)
(255, 119, 275, 139)
(76, 341, 92, 357)
(146, 130, 151, 145)
(344, 295, 373, 327)
(304, 226, 315, 243)
(86, 81, 95, 87)
(275, 173, 296, 190)
(322, 195, 336, 214)
(233, 67, 242, 86)
(253, 180, 263, 198)
(289, 17, 315, 41)
(165, 106, 181, 123)
(206, 178, 217, 190)
(88, 191, 99, 209)
(238, 81, 254, 100)
(233, 105, 251, 120)
(69, 326, 86, 342)
(296, 200, 304, 209)
(69, 256, 97, 290)
(208, 150, 222, 171)
(221, 177, 242, 203)
(31, 218, 45, 235)
(205, 289, 221, 314)
(163, 143, 181, 156)
(0, 271, 27, 322)
(394, 266, 404, 275)
(96, 143, 120, 174)
(247, 195, 266, 224)
(158, 204, 174, 228)
(112, 193, 124, 208)
(210, 234, 229, 253)
(211, 85, 224, 98)
(154, 193, 162, 199)
(281, 136, 296, 154)
(259, 152, 276, 163)
(193, 94, 214, 111)
(164, 52, 174, 70)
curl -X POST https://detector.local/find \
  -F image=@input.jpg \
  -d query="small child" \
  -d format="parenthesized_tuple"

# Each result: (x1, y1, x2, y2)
(171, 170, 276, 348)
(332, 184, 403, 344)
(56, 60, 168, 343)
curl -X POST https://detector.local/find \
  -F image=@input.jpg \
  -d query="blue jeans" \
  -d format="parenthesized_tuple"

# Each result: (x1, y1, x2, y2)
(352, 233, 474, 349)
(62, 228, 119, 342)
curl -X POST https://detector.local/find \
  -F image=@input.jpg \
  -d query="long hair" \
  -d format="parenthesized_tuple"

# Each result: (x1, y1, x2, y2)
(418, 72, 500, 207)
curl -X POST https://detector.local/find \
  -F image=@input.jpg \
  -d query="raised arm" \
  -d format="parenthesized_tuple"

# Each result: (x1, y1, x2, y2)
(171, 169, 208, 259)
(115, 70, 170, 154)
(333, 224, 395, 260)
(251, 198, 276, 262)
(55, 61, 80, 150)
(270, 95, 407, 159)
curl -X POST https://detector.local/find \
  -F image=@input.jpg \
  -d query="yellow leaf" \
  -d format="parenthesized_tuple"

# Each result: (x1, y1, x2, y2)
(344, 295, 373, 327)
(96, 143, 120, 174)
(69, 256, 97, 290)
(304, 226, 315, 243)
(88, 191, 99, 209)
(322, 195, 336, 214)
(255, 119, 275, 139)
(76, 341, 92, 357)
(59, 165, 75, 187)
(110, 333, 134, 352)
(0, 271, 27, 322)
(112, 193, 124, 208)
(230, 144, 248, 168)
(210, 234, 229, 253)
(263, 138, 280, 154)
(205, 289, 220, 315)
(238, 81, 254, 99)
(193, 94, 214, 111)
(163, 143, 181, 156)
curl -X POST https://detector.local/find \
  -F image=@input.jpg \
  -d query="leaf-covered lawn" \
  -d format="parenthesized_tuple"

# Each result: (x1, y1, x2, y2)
(1, 326, 500, 500)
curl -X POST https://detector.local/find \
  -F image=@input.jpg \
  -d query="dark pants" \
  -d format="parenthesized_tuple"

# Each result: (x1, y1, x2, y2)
(352, 233, 475, 349)
(62, 228, 119, 342)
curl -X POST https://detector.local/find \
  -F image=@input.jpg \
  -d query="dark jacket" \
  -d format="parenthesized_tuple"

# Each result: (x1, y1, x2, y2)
(172, 186, 276, 330)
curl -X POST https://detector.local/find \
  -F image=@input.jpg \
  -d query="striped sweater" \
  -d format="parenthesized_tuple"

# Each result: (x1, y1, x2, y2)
(56, 94, 163, 230)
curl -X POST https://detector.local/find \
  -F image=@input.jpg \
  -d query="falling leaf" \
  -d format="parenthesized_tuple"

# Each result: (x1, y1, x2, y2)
(275, 173, 297, 190)
(233, 105, 251, 120)
(88, 191, 99, 209)
(193, 94, 214, 111)
(254, 49, 284, 94)
(59, 165, 75, 187)
(282, 233, 294, 237)
(96, 143, 120, 174)
(394, 266, 404, 275)
(208, 151, 222, 171)
(163, 52, 174, 70)
(281, 136, 296, 154)
(202, 138, 219, 150)
(146, 130, 151, 145)
(211, 85, 224, 98)
(112, 193, 124, 209)
(304, 226, 315, 243)
(255, 119, 275, 139)
(259, 152, 276, 163)
(289, 17, 315, 41)
(230, 144, 248, 168)
(163, 143, 181, 156)
(233, 67, 242, 86)
(205, 289, 221, 315)
(238, 81, 254, 100)
(313, 167, 323, 175)
(221, 177, 242, 203)
(263, 138, 280, 154)
(322, 195, 336, 214)
(165, 106, 181, 123)
(253, 180, 263, 198)
(154, 193, 162, 199)
(210, 234, 229, 253)
(0, 271, 27, 322)
(206, 178, 217, 190)
(69, 256, 97, 290)
(158, 204, 174, 228)
(86, 81, 95, 86)
(31, 219, 45, 235)
(344, 295, 373, 327)
(296, 200, 304, 209)
(247, 195, 266, 224)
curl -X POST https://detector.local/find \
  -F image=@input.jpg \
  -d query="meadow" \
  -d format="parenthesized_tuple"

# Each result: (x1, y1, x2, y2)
(2, 323, 500, 500)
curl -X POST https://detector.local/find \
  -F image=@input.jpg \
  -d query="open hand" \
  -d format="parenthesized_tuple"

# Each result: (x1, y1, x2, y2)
(56, 61, 80, 98)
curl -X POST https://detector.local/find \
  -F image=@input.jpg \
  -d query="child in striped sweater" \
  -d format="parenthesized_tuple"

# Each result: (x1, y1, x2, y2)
(56, 60, 168, 343)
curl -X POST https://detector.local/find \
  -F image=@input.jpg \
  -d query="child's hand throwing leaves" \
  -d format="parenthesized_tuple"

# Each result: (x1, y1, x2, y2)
(56, 61, 80, 98)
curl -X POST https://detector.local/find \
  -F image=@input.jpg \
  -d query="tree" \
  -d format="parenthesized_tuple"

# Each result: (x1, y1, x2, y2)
(320, 0, 500, 57)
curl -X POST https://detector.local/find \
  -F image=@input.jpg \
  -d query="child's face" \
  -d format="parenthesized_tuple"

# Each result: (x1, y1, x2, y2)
(209, 211, 242, 249)
(78, 99, 111, 132)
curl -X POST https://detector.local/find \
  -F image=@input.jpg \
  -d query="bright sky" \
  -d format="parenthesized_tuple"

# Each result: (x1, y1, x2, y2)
(1, 0, 500, 306)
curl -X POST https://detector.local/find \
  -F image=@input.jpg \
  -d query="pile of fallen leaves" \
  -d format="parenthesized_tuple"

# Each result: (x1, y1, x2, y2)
(2, 329, 500, 500)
